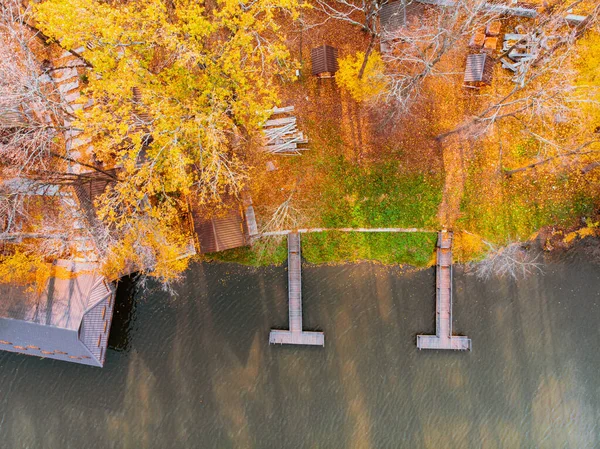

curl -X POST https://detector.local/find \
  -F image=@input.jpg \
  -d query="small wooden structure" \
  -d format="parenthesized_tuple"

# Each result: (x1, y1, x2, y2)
(72, 170, 118, 257)
(192, 195, 258, 254)
(73, 170, 117, 216)
(417, 231, 471, 351)
(269, 233, 325, 346)
(416, 0, 538, 17)
(194, 208, 247, 253)
(311, 45, 339, 78)
(379, 1, 425, 52)
(469, 30, 486, 49)
(483, 36, 499, 53)
(486, 20, 502, 37)
(464, 53, 495, 87)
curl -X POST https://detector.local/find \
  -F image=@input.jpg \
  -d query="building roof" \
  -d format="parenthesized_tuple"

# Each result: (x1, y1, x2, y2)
(193, 205, 249, 254)
(72, 169, 117, 224)
(0, 260, 115, 367)
(380, 1, 407, 34)
(464, 53, 495, 85)
(311, 45, 339, 76)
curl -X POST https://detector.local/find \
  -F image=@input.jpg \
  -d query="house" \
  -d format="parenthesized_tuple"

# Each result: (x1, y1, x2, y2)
(0, 260, 116, 367)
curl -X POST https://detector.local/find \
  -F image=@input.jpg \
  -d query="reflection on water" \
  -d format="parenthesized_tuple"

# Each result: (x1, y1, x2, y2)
(108, 275, 137, 353)
(0, 249, 599, 448)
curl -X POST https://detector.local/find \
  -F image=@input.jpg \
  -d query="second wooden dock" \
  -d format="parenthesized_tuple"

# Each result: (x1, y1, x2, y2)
(417, 231, 471, 351)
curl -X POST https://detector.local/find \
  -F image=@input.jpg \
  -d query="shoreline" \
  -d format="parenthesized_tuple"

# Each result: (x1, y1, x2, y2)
(197, 221, 600, 270)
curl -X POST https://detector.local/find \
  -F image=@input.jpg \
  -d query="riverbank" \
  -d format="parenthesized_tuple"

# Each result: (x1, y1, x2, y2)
(201, 221, 600, 272)
(203, 231, 439, 267)
(225, 37, 599, 269)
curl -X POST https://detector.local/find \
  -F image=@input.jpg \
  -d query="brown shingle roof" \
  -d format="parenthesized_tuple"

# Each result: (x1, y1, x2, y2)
(193, 205, 249, 254)
(311, 45, 339, 76)
(464, 53, 495, 85)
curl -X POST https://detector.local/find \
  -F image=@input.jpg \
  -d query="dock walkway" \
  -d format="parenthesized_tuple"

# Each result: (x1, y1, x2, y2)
(269, 233, 325, 346)
(417, 231, 471, 351)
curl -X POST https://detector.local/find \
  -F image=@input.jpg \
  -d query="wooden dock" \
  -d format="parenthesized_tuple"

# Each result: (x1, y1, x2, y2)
(417, 231, 471, 351)
(269, 233, 325, 346)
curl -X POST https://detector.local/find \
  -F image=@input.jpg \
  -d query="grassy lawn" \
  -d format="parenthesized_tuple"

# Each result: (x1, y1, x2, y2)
(309, 154, 442, 229)
(203, 231, 437, 267)
(201, 238, 288, 266)
(458, 158, 597, 245)
(301, 231, 437, 266)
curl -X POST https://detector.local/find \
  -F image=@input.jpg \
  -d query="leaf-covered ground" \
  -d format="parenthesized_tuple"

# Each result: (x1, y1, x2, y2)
(207, 15, 600, 268)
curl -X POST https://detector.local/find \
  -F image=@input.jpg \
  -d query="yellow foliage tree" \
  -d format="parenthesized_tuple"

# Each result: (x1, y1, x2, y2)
(335, 51, 387, 102)
(32, 0, 301, 281)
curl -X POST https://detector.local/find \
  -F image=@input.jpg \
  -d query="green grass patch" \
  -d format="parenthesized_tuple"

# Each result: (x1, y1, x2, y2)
(201, 232, 437, 267)
(301, 231, 437, 266)
(308, 155, 442, 229)
(458, 166, 597, 244)
(201, 238, 288, 266)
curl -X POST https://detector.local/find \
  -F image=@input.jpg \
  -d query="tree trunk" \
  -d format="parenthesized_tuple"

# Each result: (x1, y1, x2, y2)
(358, 33, 377, 80)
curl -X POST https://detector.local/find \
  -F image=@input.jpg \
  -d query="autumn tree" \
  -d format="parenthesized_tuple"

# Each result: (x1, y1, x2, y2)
(313, 0, 388, 78)
(335, 50, 387, 101)
(30, 0, 301, 281)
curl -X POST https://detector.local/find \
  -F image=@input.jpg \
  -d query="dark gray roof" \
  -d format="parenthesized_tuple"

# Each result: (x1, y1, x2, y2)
(380, 1, 407, 34)
(0, 260, 115, 367)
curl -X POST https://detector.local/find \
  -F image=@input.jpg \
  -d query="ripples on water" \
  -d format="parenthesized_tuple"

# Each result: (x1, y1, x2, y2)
(0, 250, 599, 448)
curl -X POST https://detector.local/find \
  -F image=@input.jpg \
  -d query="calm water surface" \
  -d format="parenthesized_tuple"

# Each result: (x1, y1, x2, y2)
(1, 249, 599, 448)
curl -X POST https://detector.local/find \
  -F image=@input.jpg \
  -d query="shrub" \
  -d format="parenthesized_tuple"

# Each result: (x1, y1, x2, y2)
(335, 51, 387, 102)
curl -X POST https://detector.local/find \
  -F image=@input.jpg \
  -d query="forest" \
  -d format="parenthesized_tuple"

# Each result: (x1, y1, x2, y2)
(0, 0, 598, 288)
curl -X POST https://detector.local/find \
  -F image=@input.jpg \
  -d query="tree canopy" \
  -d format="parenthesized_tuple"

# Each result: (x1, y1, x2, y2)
(29, 0, 301, 281)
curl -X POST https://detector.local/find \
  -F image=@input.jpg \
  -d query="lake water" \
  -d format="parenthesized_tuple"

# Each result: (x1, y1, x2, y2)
(1, 248, 599, 448)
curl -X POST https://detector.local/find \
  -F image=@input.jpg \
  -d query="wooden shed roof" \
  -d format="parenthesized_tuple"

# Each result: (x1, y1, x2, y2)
(192, 205, 249, 254)
(464, 53, 495, 85)
(311, 45, 339, 76)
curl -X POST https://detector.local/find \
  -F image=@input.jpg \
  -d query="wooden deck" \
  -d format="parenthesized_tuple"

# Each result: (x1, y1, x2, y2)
(269, 233, 325, 346)
(269, 329, 325, 346)
(417, 231, 471, 351)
